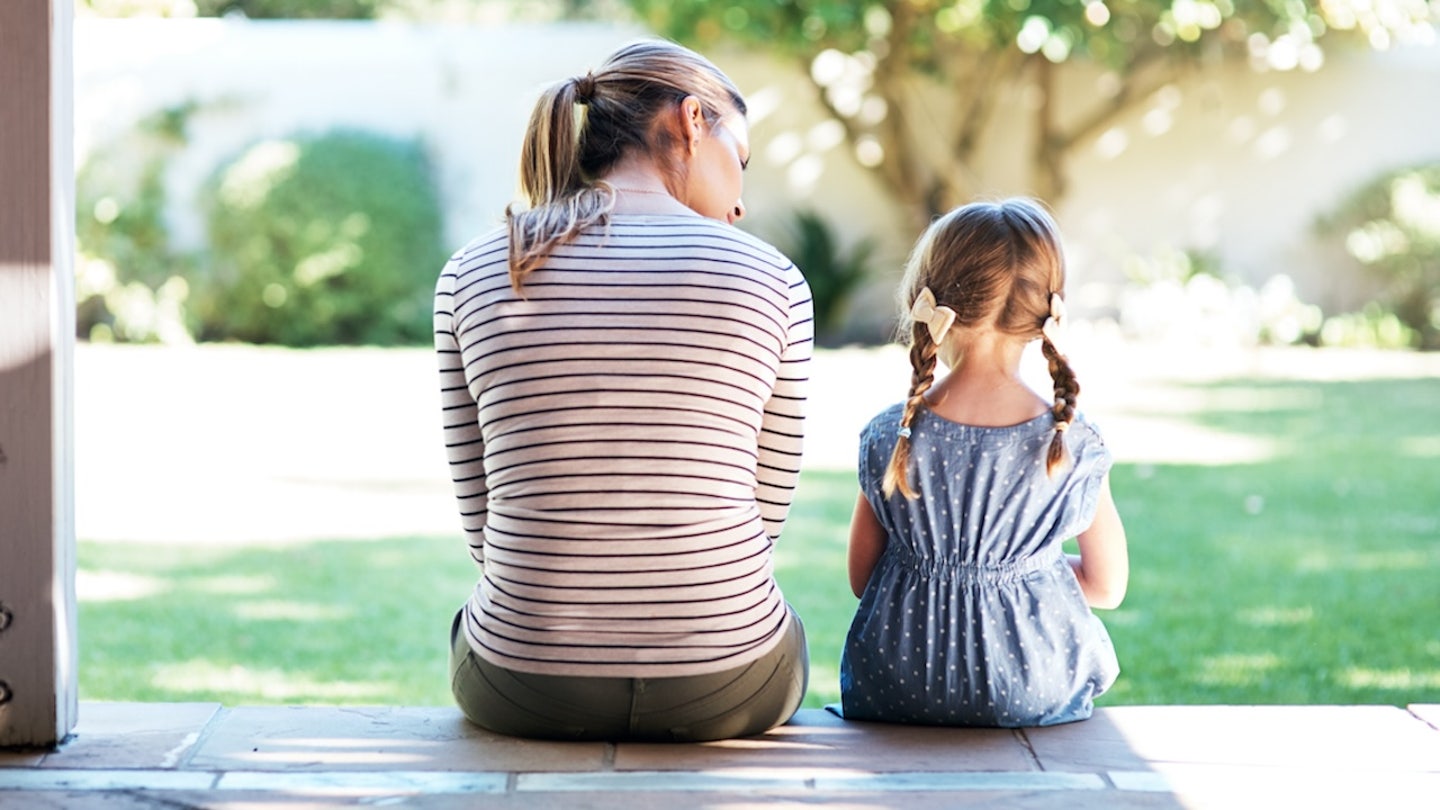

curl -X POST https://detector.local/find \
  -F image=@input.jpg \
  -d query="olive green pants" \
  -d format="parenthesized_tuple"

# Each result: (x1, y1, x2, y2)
(449, 607, 809, 742)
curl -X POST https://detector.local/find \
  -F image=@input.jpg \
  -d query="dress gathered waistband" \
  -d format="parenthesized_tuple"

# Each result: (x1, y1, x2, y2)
(886, 543, 1064, 584)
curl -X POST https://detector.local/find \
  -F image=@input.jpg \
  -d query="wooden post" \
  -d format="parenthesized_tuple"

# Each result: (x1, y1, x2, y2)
(0, 0, 79, 749)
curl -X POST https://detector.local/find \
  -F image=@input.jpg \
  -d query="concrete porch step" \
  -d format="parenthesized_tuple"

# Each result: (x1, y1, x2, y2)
(2, 702, 1438, 808)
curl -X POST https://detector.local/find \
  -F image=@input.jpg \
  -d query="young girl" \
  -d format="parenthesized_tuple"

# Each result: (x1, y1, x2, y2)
(837, 197, 1128, 728)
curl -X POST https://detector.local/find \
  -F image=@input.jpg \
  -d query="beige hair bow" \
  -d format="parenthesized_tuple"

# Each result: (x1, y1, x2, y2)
(1041, 293, 1066, 344)
(910, 287, 956, 343)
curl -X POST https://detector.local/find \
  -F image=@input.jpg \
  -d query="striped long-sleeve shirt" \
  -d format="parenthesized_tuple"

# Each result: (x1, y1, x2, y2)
(434, 214, 814, 677)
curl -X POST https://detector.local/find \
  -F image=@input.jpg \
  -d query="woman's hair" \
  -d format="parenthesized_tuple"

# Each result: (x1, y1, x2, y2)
(505, 39, 747, 293)
(882, 197, 1078, 499)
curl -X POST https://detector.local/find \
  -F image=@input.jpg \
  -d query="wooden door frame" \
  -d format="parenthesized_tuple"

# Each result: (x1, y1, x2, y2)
(0, 0, 79, 750)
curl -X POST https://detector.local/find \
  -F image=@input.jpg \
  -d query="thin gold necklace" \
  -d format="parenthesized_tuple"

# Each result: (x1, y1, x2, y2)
(608, 186, 672, 196)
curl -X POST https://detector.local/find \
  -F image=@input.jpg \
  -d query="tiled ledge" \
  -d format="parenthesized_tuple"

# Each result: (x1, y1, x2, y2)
(1, 703, 1438, 808)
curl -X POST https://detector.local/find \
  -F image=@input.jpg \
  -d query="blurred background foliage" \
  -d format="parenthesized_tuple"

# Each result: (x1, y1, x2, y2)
(193, 131, 445, 346)
(73, 0, 1440, 348)
(773, 210, 877, 345)
(1317, 162, 1440, 349)
(76, 114, 445, 347)
(75, 106, 197, 344)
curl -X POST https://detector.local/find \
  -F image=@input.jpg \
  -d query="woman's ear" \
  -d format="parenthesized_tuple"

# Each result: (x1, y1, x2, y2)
(678, 95, 705, 154)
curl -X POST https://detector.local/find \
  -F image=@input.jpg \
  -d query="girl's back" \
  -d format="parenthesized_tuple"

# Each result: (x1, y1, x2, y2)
(837, 197, 1128, 728)
(840, 403, 1118, 727)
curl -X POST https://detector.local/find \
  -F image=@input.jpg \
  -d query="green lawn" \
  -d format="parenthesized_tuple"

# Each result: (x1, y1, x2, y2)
(78, 375, 1440, 709)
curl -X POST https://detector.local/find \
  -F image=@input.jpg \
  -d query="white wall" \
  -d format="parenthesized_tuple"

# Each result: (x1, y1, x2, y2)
(75, 20, 1440, 338)
(1058, 45, 1440, 316)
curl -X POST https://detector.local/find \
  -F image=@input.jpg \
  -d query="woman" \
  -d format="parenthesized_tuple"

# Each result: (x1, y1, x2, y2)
(434, 39, 813, 742)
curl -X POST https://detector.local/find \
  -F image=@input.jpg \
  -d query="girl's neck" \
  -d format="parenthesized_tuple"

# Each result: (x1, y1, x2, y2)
(925, 331, 1048, 427)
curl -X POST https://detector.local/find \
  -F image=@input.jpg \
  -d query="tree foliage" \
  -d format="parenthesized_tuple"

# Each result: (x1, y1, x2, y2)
(1318, 162, 1440, 349)
(629, 0, 1438, 223)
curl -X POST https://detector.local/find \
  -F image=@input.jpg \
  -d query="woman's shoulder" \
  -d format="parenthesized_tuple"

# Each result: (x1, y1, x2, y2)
(447, 225, 508, 267)
(621, 217, 794, 267)
(719, 223, 794, 266)
(610, 217, 802, 288)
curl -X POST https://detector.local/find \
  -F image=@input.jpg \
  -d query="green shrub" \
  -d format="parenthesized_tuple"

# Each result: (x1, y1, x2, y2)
(775, 209, 875, 345)
(1317, 163, 1440, 349)
(193, 130, 446, 346)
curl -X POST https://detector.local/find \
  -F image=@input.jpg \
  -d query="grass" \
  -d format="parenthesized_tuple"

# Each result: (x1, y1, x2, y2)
(78, 375, 1440, 710)
(1094, 377, 1440, 707)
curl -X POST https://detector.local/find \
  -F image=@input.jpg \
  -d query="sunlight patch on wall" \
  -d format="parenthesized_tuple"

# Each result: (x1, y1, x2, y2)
(745, 85, 783, 127)
(1254, 125, 1292, 160)
(1094, 127, 1129, 160)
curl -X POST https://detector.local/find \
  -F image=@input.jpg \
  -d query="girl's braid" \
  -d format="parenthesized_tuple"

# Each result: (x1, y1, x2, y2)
(1040, 333, 1079, 476)
(882, 325, 938, 499)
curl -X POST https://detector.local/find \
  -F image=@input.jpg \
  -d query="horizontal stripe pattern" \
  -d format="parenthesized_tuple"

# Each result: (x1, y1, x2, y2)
(435, 215, 813, 677)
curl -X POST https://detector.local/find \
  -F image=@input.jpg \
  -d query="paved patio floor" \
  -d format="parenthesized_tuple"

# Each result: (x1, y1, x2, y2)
(2, 702, 1438, 808)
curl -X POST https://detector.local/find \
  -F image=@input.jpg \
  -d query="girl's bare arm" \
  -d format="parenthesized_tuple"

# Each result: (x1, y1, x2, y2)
(1069, 474, 1129, 609)
(848, 493, 888, 598)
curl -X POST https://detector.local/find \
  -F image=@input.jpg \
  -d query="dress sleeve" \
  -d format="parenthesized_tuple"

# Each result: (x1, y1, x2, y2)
(855, 415, 888, 518)
(1065, 416, 1114, 536)
(754, 266, 814, 541)
(435, 261, 488, 566)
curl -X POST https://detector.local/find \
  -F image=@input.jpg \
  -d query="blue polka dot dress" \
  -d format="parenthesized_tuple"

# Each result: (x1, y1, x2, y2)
(838, 402, 1120, 727)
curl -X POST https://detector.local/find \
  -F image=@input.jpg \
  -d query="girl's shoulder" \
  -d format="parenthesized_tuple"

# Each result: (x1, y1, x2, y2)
(860, 402, 907, 441)
(1069, 410, 1108, 445)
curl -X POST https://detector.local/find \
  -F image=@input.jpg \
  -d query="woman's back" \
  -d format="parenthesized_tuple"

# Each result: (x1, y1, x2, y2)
(437, 214, 812, 678)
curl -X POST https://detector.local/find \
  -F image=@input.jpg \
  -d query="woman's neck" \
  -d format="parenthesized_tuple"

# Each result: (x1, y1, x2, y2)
(599, 159, 695, 216)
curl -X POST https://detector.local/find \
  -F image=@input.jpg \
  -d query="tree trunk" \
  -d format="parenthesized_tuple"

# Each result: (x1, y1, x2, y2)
(1030, 56, 1067, 203)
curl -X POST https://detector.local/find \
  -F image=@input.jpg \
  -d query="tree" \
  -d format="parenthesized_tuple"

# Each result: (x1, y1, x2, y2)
(628, 0, 1438, 227)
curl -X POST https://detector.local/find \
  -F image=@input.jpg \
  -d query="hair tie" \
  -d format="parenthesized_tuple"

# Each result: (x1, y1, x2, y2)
(910, 287, 957, 344)
(1041, 292, 1066, 344)
(1054, 420, 1070, 433)
(898, 425, 912, 439)
(574, 71, 597, 104)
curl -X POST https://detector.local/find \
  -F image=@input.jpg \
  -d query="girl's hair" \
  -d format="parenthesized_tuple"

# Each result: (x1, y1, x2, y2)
(882, 197, 1078, 499)
(505, 39, 747, 293)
